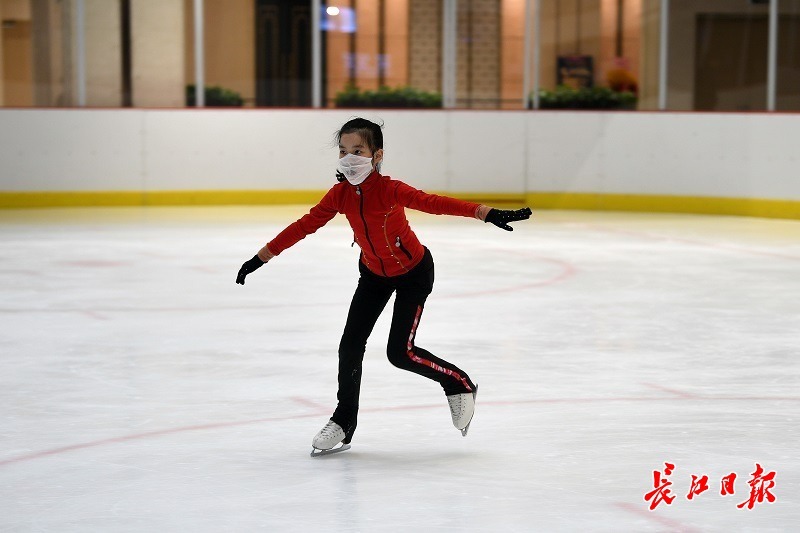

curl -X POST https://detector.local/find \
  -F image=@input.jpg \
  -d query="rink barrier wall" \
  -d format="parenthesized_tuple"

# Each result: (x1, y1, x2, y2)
(0, 190, 527, 208)
(527, 193, 800, 220)
(2, 109, 799, 220)
(0, 190, 327, 208)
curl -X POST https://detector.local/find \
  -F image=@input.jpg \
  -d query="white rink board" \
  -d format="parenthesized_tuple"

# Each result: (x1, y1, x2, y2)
(0, 110, 144, 191)
(527, 112, 800, 199)
(1, 109, 800, 200)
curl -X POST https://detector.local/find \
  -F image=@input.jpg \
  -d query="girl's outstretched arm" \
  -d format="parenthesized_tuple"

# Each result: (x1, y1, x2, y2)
(235, 187, 339, 285)
(393, 181, 532, 229)
(393, 180, 480, 218)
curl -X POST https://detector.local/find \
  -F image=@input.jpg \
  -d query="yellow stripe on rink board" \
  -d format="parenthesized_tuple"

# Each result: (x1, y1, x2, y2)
(143, 190, 326, 206)
(0, 191, 145, 208)
(0, 190, 527, 209)
(441, 192, 528, 205)
(1, 190, 799, 220)
(526, 192, 800, 221)
(0, 190, 327, 208)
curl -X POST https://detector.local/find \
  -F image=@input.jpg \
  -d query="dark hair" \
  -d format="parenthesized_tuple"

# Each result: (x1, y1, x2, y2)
(335, 117, 384, 154)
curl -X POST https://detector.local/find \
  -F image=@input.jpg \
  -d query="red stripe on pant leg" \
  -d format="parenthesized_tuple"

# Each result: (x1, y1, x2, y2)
(406, 305, 473, 393)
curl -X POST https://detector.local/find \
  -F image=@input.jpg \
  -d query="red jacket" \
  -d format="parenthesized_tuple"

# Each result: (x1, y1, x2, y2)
(267, 171, 481, 277)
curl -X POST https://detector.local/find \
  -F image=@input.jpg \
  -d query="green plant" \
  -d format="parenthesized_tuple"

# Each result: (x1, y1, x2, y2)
(535, 86, 637, 110)
(186, 85, 244, 107)
(335, 84, 442, 108)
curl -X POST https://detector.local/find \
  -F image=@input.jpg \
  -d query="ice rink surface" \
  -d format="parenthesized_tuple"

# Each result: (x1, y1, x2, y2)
(1, 206, 798, 532)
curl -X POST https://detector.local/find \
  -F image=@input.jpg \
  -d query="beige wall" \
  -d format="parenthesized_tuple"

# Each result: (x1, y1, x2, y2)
(501, 0, 524, 108)
(0, 1, 5, 105)
(131, 0, 185, 107)
(383, 0, 408, 88)
(355, 0, 379, 91)
(325, 3, 351, 105)
(85, 0, 121, 106)
(30, 0, 70, 106)
(408, 0, 440, 95)
(2, 0, 36, 105)
(3, 0, 30, 18)
(622, 0, 641, 82)
(638, 0, 659, 110)
(458, 0, 500, 108)
(2, 20, 33, 106)
(184, 0, 255, 105)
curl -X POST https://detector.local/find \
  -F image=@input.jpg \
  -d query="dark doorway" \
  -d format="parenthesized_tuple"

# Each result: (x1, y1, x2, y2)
(256, 0, 314, 106)
(695, 14, 800, 111)
(695, 14, 768, 111)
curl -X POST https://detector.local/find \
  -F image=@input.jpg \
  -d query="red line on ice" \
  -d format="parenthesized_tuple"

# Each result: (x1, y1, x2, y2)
(1, 394, 798, 468)
(614, 502, 703, 533)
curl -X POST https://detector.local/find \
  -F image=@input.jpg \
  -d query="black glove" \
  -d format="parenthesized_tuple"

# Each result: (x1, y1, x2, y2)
(485, 207, 532, 231)
(236, 255, 265, 285)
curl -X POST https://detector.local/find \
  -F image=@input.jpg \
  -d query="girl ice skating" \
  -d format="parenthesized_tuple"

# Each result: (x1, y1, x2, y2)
(236, 118, 531, 456)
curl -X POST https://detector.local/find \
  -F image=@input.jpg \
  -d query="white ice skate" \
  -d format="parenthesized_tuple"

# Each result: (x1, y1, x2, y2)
(310, 420, 352, 457)
(447, 386, 478, 437)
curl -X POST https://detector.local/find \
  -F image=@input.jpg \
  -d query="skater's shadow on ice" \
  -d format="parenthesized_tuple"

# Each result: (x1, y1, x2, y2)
(312, 449, 481, 469)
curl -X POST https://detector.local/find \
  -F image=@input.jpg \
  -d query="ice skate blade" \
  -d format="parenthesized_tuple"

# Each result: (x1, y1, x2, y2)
(310, 444, 351, 457)
(459, 386, 478, 437)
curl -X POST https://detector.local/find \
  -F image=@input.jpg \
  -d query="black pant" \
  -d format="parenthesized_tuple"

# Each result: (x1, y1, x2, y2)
(331, 247, 476, 441)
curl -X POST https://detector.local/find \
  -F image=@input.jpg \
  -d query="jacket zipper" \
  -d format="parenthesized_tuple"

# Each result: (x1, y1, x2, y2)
(395, 236, 413, 261)
(382, 208, 409, 273)
(357, 186, 387, 276)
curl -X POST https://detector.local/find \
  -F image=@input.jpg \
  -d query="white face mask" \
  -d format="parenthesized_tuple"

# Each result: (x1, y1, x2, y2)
(336, 153, 374, 186)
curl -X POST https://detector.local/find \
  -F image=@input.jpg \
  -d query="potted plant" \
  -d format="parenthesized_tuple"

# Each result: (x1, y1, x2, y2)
(186, 85, 245, 107)
(534, 86, 637, 110)
(335, 84, 442, 108)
